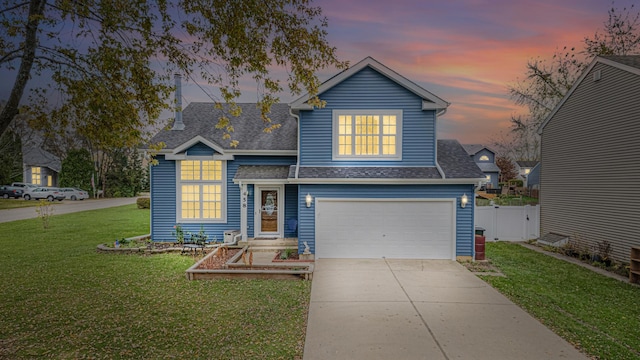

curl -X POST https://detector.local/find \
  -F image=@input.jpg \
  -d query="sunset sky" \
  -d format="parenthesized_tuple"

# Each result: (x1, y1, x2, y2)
(1, 0, 635, 144)
(307, 0, 633, 144)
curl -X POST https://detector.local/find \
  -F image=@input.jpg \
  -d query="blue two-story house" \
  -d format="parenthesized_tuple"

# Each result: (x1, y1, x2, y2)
(148, 57, 485, 260)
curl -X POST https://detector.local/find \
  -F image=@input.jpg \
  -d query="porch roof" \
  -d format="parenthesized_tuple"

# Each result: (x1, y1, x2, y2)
(292, 166, 442, 179)
(234, 165, 291, 182)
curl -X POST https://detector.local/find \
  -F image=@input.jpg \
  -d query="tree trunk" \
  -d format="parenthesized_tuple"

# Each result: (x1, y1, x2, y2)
(0, 0, 46, 138)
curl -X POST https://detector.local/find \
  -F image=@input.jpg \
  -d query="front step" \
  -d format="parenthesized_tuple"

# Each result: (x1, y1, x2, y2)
(238, 238, 298, 248)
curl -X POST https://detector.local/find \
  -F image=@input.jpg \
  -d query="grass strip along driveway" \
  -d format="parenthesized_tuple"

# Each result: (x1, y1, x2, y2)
(484, 242, 640, 360)
(0, 205, 310, 359)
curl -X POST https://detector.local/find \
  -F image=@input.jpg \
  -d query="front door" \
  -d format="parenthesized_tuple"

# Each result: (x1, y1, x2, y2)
(255, 185, 283, 238)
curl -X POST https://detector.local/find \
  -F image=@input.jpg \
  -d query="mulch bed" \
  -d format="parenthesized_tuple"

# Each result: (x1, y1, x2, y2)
(197, 248, 241, 270)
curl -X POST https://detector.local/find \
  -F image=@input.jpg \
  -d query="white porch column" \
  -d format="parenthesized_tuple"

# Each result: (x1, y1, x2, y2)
(240, 183, 248, 241)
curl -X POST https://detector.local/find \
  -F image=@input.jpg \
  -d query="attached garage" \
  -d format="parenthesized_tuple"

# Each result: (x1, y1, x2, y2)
(315, 198, 456, 259)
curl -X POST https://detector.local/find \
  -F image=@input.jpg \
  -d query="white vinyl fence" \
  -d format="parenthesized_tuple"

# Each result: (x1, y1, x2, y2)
(475, 205, 539, 241)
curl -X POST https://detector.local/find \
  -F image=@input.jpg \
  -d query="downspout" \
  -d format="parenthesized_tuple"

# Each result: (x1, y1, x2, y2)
(434, 108, 447, 179)
(289, 108, 301, 179)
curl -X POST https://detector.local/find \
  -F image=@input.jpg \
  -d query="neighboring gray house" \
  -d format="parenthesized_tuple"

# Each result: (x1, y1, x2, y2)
(462, 144, 500, 189)
(526, 162, 540, 192)
(515, 160, 538, 186)
(537, 55, 640, 262)
(22, 147, 61, 187)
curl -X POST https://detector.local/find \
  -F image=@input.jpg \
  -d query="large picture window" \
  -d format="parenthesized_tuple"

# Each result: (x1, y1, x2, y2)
(177, 160, 225, 221)
(333, 110, 402, 160)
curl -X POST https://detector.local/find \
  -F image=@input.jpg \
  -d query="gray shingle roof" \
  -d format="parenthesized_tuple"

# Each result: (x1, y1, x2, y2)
(150, 102, 297, 151)
(516, 160, 538, 168)
(477, 162, 500, 173)
(602, 55, 640, 70)
(234, 165, 291, 180)
(438, 140, 486, 179)
(295, 166, 442, 179)
(289, 140, 484, 180)
(23, 147, 61, 172)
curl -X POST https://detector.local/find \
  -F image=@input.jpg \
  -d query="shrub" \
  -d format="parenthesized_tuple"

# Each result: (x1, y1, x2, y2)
(136, 197, 150, 209)
(35, 199, 55, 229)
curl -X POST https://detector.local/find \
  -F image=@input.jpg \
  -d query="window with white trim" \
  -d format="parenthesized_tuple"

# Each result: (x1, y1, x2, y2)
(333, 110, 402, 160)
(177, 160, 225, 221)
(31, 167, 41, 185)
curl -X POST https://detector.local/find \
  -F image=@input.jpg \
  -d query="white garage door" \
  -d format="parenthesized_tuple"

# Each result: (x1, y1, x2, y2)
(315, 199, 456, 259)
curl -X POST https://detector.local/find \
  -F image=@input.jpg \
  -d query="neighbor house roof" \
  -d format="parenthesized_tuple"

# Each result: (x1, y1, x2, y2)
(539, 55, 640, 133)
(290, 57, 450, 111)
(22, 147, 61, 172)
(516, 160, 538, 168)
(461, 144, 495, 156)
(150, 102, 297, 152)
(476, 163, 500, 173)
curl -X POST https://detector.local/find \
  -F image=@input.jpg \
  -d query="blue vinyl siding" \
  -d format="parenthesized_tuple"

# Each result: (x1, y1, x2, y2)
(150, 155, 177, 241)
(300, 66, 436, 167)
(150, 154, 296, 242)
(185, 142, 216, 156)
(285, 184, 298, 237)
(297, 184, 475, 257)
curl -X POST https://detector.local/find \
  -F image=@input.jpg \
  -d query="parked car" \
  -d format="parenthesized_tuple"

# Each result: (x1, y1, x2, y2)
(60, 187, 89, 200)
(11, 182, 38, 191)
(0, 186, 24, 199)
(23, 187, 65, 201)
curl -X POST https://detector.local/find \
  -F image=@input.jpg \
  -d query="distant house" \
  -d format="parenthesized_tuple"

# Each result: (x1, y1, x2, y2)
(515, 160, 538, 186)
(538, 55, 640, 262)
(22, 147, 61, 187)
(526, 162, 540, 192)
(462, 144, 500, 189)
(146, 57, 485, 260)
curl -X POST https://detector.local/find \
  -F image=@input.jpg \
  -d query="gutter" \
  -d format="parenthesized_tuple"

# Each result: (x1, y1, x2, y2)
(289, 108, 301, 179)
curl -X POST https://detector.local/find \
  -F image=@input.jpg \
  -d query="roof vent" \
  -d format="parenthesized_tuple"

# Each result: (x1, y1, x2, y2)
(593, 69, 602, 82)
(172, 73, 185, 130)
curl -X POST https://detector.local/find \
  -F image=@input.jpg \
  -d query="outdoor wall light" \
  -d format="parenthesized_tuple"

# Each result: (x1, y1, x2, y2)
(305, 193, 313, 208)
(461, 193, 469, 208)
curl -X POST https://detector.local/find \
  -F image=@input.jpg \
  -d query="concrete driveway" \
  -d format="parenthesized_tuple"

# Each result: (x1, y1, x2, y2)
(303, 259, 588, 360)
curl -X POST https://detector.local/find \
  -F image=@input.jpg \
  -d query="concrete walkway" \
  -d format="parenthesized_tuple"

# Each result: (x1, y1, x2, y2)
(303, 259, 588, 360)
(0, 197, 139, 223)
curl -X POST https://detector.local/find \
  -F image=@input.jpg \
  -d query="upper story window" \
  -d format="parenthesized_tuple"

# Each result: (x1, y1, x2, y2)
(177, 160, 225, 222)
(333, 110, 402, 160)
(479, 155, 490, 161)
(524, 168, 531, 174)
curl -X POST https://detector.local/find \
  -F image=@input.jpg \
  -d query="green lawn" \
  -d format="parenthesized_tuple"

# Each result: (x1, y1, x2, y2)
(0, 198, 42, 209)
(483, 242, 640, 360)
(0, 205, 310, 359)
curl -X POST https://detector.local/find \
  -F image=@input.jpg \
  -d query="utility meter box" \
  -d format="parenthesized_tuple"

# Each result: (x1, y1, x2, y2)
(224, 230, 240, 243)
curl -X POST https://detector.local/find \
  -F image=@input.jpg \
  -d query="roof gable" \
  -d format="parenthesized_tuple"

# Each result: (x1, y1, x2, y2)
(462, 144, 495, 156)
(290, 57, 449, 111)
(539, 55, 640, 134)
